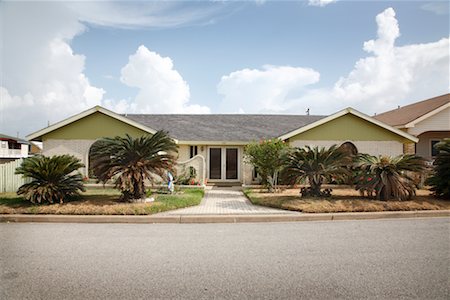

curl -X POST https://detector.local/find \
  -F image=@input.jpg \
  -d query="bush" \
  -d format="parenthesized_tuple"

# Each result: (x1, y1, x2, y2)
(89, 132, 178, 202)
(15, 155, 85, 204)
(244, 139, 289, 192)
(283, 145, 350, 197)
(426, 139, 450, 199)
(354, 154, 427, 201)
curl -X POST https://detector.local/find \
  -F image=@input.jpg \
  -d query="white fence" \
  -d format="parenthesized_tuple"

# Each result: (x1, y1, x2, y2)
(0, 159, 30, 193)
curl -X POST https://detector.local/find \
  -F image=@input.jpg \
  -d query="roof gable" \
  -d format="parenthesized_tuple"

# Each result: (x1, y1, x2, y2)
(27, 106, 157, 141)
(279, 108, 418, 143)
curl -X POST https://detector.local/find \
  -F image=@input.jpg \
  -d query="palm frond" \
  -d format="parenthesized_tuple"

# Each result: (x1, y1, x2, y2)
(89, 131, 178, 201)
(15, 155, 85, 204)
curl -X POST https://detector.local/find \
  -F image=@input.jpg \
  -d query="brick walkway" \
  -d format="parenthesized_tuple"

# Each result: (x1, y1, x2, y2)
(163, 187, 299, 215)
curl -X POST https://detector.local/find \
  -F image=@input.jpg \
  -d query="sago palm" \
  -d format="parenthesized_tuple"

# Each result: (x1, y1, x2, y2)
(15, 155, 85, 204)
(89, 132, 178, 201)
(354, 154, 427, 201)
(426, 139, 450, 199)
(282, 145, 350, 197)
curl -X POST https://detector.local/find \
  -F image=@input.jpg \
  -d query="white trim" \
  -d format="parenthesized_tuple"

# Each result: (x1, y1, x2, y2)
(278, 107, 418, 143)
(179, 140, 248, 145)
(26, 106, 161, 141)
(404, 102, 450, 128)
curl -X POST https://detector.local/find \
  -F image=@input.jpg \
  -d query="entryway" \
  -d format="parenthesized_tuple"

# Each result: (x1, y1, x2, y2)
(208, 147, 239, 181)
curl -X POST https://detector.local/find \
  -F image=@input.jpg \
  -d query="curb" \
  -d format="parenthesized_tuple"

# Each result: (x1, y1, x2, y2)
(1, 210, 449, 224)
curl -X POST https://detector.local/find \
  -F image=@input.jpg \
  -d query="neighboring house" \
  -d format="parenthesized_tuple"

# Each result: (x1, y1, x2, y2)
(374, 93, 450, 160)
(27, 106, 417, 185)
(0, 133, 30, 164)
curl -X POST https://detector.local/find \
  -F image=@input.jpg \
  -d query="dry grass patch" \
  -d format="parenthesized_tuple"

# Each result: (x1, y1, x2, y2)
(244, 188, 450, 213)
(0, 188, 204, 215)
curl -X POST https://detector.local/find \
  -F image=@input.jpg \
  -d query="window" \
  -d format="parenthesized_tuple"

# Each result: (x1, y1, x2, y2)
(253, 168, 259, 180)
(431, 140, 440, 157)
(0, 141, 7, 149)
(189, 146, 198, 158)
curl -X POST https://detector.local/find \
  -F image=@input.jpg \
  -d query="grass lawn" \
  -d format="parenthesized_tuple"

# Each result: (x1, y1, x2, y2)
(244, 188, 450, 213)
(0, 188, 204, 215)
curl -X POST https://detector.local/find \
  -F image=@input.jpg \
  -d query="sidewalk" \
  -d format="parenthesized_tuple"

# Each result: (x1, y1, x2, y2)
(161, 186, 299, 215)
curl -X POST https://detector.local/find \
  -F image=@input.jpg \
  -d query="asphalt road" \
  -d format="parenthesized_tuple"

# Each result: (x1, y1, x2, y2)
(1, 218, 449, 300)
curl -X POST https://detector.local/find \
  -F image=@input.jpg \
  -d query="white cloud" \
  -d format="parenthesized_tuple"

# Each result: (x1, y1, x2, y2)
(67, 2, 227, 29)
(105, 46, 210, 114)
(0, 2, 220, 137)
(218, 65, 319, 113)
(218, 7, 449, 115)
(0, 2, 104, 137)
(308, 0, 337, 7)
(421, 2, 449, 15)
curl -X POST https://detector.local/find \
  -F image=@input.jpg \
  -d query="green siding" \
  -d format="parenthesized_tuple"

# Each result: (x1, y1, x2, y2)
(289, 114, 408, 143)
(43, 112, 149, 140)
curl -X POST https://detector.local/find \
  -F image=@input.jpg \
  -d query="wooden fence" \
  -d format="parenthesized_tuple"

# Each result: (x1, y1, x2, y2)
(0, 159, 30, 193)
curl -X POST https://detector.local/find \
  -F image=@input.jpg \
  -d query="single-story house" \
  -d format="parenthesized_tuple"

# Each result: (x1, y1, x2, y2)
(374, 93, 449, 160)
(27, 106, 417, 185)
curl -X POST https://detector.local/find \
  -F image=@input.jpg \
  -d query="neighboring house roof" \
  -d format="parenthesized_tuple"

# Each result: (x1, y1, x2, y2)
(27, 106, 158, 141)
(125, 114, 326, 142)
(278, 107, 418, 143)
(0, 133, 30, 145)
(374, 93, 450, 127)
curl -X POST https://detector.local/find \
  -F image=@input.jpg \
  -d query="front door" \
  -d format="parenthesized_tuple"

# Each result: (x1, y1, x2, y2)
(209, 147, 239, 181)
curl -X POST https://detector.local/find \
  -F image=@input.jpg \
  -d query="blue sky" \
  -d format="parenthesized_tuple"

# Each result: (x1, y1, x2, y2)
(0, 0, 449, 137)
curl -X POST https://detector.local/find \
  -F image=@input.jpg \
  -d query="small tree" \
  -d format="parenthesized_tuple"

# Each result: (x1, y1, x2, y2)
(15, 155, 85, 204)
(244, 139, 288, 192)
(89, 132, 177, 202)
(426, 139, 450, 199)
(354, 154, 427, 201)
(282, 145, 350, 197)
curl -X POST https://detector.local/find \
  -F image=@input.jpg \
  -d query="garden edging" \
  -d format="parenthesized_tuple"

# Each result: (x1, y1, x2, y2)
(1, 210, 449, 224)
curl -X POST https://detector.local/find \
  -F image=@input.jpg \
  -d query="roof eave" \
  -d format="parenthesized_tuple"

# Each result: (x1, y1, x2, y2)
(403, 102, 450, 128)
(26, 106, 160, 141)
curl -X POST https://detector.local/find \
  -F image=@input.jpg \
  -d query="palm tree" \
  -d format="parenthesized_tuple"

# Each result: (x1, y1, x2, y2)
(354, 154, 427, 201)
(426, 138, 450, 199)
(282, 145, 350, 197)
(89, 132, 178, 202)
(15, 155, 85, 204)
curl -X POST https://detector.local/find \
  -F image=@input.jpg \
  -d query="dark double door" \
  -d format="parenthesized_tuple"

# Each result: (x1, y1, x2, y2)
(209, 147, 238, 180)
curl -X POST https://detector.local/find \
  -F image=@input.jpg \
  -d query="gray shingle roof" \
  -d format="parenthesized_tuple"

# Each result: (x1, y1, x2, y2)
(124, 114, 326, 141)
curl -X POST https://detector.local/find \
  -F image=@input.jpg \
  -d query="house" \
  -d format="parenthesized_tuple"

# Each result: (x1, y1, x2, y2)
(374, 93, 450, 160)
(0, 133, 31, 164)
(27, 106, 417, 185)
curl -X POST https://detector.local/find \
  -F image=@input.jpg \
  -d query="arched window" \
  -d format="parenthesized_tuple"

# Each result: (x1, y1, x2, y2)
(339, 142, 358, 156)
(87, 140, 103, 179)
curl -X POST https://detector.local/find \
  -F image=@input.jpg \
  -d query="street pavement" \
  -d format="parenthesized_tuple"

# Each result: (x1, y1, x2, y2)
(1, 218, 449, 299)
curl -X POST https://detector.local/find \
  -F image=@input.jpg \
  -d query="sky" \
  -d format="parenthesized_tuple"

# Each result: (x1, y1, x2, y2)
(0, 0, 449, 138)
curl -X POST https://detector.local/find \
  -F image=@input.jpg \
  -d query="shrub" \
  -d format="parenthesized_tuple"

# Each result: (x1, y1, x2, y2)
(89, 132, 178, 202)
(354, 154, 427, 201)
(15, 155, 85, 204)
(283, 145, 350, 197)
(244, 139, 289, 192)
(426, 139, 450, 199)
